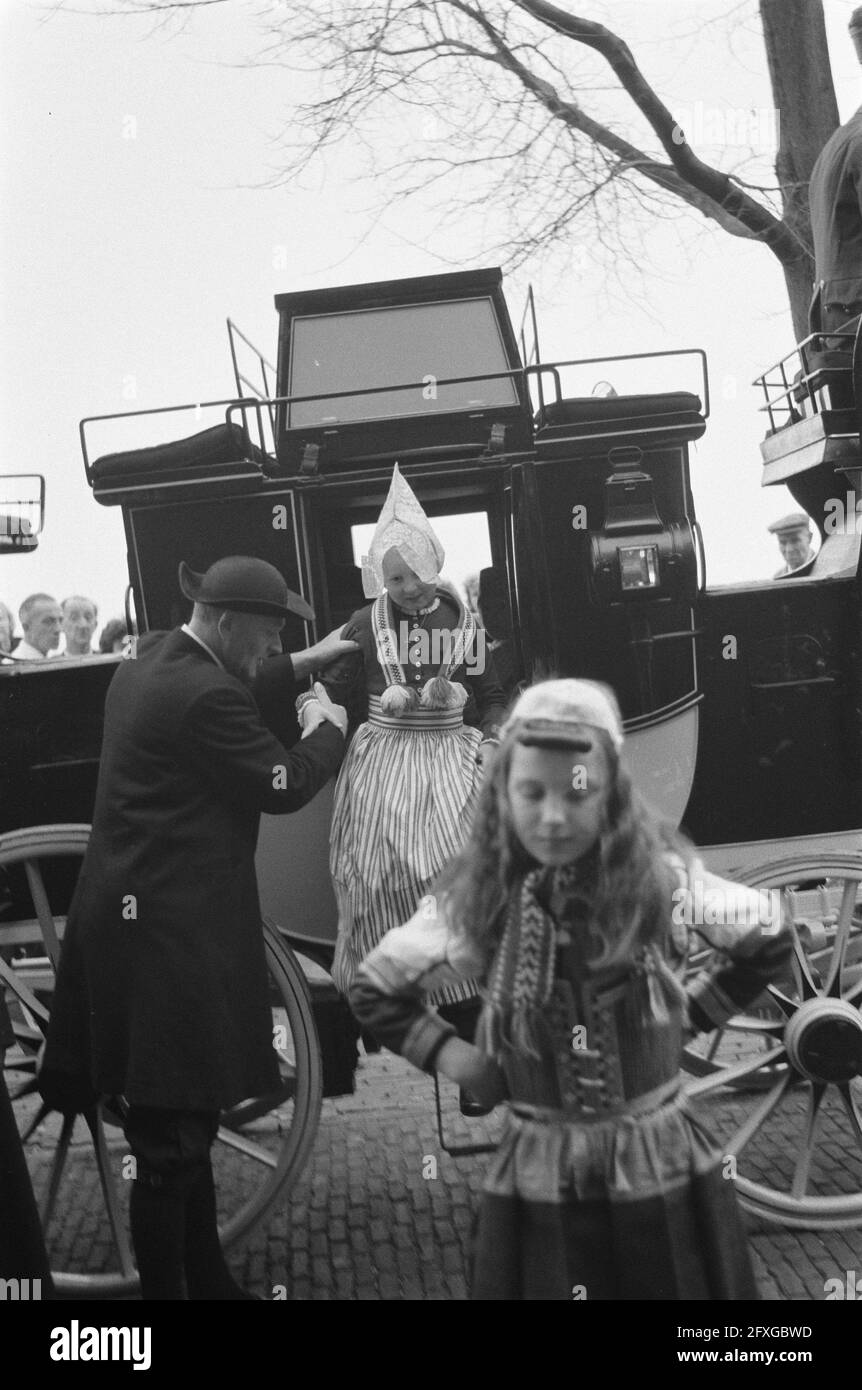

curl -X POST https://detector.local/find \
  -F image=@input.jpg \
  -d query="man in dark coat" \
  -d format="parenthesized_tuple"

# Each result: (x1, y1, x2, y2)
(808, 8, 862, 334)
(40, 556, 351, 1299)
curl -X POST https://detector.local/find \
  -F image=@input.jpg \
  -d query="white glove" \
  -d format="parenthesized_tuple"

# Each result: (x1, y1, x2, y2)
(299, 681, 348, 739)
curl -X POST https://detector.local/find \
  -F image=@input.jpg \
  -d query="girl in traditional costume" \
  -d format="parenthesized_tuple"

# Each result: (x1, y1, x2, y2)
(309, 465, 506, 1009)
(349, 678, 792, 1299)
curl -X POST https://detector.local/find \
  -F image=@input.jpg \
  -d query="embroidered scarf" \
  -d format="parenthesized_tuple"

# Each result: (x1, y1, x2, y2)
(475, 861, 687, 1061)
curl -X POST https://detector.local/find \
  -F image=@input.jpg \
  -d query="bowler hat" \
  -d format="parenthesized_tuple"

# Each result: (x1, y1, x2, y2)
(767, 512, 811, 536)
(178, 556, 315, 621)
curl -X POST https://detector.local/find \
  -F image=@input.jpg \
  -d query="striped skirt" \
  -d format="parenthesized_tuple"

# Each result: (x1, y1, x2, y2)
(330, 699, 481, 1006)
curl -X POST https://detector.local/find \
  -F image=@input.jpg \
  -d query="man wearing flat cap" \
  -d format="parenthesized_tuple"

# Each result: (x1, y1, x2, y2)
(40, 556, 353, 1300)
(768, 512, 816, 578)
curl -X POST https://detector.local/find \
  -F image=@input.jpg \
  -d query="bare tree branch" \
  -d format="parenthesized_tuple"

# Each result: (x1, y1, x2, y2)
(68, 0, 840, 335)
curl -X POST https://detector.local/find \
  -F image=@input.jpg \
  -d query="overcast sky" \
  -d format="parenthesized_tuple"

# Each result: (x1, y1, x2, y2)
(1, 0, 860, 639)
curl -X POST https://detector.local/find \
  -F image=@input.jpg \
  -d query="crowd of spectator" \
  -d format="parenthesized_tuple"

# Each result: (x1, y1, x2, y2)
(0, 592, 130, 660)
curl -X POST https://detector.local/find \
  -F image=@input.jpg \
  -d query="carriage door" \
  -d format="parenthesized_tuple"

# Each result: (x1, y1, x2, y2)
(252, 482, 345, 959)
(509, 384, 706, 824)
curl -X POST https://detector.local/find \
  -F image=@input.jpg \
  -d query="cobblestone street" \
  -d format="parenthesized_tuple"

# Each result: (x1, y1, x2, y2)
(19, 1046, 862, 1302)
(229, 1051, 862, 1302)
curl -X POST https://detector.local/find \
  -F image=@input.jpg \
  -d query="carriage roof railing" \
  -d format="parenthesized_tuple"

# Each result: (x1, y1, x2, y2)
(752, 330, 858, 436)
(226, 317, 278, 454)
(517, 284, 541, 369)
(0, 473, 45, 552)
(526, 348, 709, 419)
(78, 348, 710, 485)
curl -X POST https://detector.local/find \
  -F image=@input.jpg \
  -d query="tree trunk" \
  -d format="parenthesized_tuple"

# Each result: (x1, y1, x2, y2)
(760, 0, 841, 339)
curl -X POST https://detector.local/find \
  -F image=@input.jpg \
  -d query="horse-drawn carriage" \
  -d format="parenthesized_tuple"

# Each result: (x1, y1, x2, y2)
(2, 266, 861, 1297)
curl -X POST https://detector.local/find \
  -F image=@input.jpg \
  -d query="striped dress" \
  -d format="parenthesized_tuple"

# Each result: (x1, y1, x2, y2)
(320, 590, 506, 1006)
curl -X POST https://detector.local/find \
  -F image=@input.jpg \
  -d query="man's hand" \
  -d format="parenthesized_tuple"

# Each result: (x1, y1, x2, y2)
(292, 625, 360, 681)
(300, 681, 348, 739)
(434, 1037, 507, 1110)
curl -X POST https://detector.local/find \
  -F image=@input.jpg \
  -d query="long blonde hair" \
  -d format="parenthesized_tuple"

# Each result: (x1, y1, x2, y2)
(435, 723, 695, 973)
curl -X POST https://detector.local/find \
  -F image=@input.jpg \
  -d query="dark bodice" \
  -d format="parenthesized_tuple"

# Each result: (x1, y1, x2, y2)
(499, 937, 684, 1114)
(321, 591, 507, 738)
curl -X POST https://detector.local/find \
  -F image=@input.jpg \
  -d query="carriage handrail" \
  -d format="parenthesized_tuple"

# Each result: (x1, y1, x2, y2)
(752, 330, 857, 434)
(226, 317, 278, 399)
(226, 318, 278, 454)
(80, 349, 710, 482)
(526, 348, 710, 414)
(517, 283, 541, 368)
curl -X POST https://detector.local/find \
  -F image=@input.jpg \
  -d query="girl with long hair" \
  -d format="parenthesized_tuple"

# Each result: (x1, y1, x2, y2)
(350, 678, 792, 1300)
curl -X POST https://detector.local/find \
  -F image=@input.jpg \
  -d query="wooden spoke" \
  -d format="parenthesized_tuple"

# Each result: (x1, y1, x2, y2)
(723, 1014, 786, 1035)
(824, 877, 861, 997)
(684, 1042, 786, 1098)
(23, 858, 62, 972)
(835, 1083, 862, 1158)
(788, 911, 822, 1000)
(83, 1106, 136, 1278)
(40, 1111, 76, 1229)
(764, 982, 800, 1018)
(214, 1126, 279, 1169)
(0, 954, 50, 1027)
(790, 1083, 827, 1200)
(19, 1099, 52, 1144)
(725, 1070, 793, 1157)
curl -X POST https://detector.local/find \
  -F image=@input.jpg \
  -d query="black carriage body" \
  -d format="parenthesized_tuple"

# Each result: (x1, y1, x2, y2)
(104, 258, 862, 863)
(5, 267, 862, 1092)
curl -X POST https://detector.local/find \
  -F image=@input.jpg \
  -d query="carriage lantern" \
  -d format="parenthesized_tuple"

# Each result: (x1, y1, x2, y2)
(589, 446, 699, 604)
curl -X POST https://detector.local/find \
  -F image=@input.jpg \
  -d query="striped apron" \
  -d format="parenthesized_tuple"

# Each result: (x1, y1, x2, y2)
(330, 695, 481, 1007)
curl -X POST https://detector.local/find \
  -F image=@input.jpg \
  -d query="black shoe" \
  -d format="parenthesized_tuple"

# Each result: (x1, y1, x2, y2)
(459, 1088, 494, 1118)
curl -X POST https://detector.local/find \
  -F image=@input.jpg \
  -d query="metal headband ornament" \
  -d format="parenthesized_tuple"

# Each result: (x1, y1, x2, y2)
(501, 679, 624, 753)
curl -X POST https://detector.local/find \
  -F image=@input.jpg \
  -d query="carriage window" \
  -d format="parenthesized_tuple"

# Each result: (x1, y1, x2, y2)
(351, 511, 492, 607)
(288, 300, 518, 428)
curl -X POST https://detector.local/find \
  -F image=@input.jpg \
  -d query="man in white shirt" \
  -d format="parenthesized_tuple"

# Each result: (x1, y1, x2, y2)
(61, 595, 99, 656)
(15, 593, 62, 659)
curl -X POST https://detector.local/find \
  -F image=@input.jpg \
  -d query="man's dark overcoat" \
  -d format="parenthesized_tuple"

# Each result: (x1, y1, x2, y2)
(41, 628, 343, 1112)
(809, 106, 862, 330)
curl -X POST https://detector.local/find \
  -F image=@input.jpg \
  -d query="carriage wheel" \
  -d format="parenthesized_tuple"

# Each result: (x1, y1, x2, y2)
(0, 824, 322, 1298)
(682, 853, 862, 1229)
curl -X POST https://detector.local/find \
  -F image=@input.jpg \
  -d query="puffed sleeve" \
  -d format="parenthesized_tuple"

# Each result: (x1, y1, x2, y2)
(316, 607, 368, 728)
(348, 897, 486, 1072)
(678, 858, 793, 1033)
